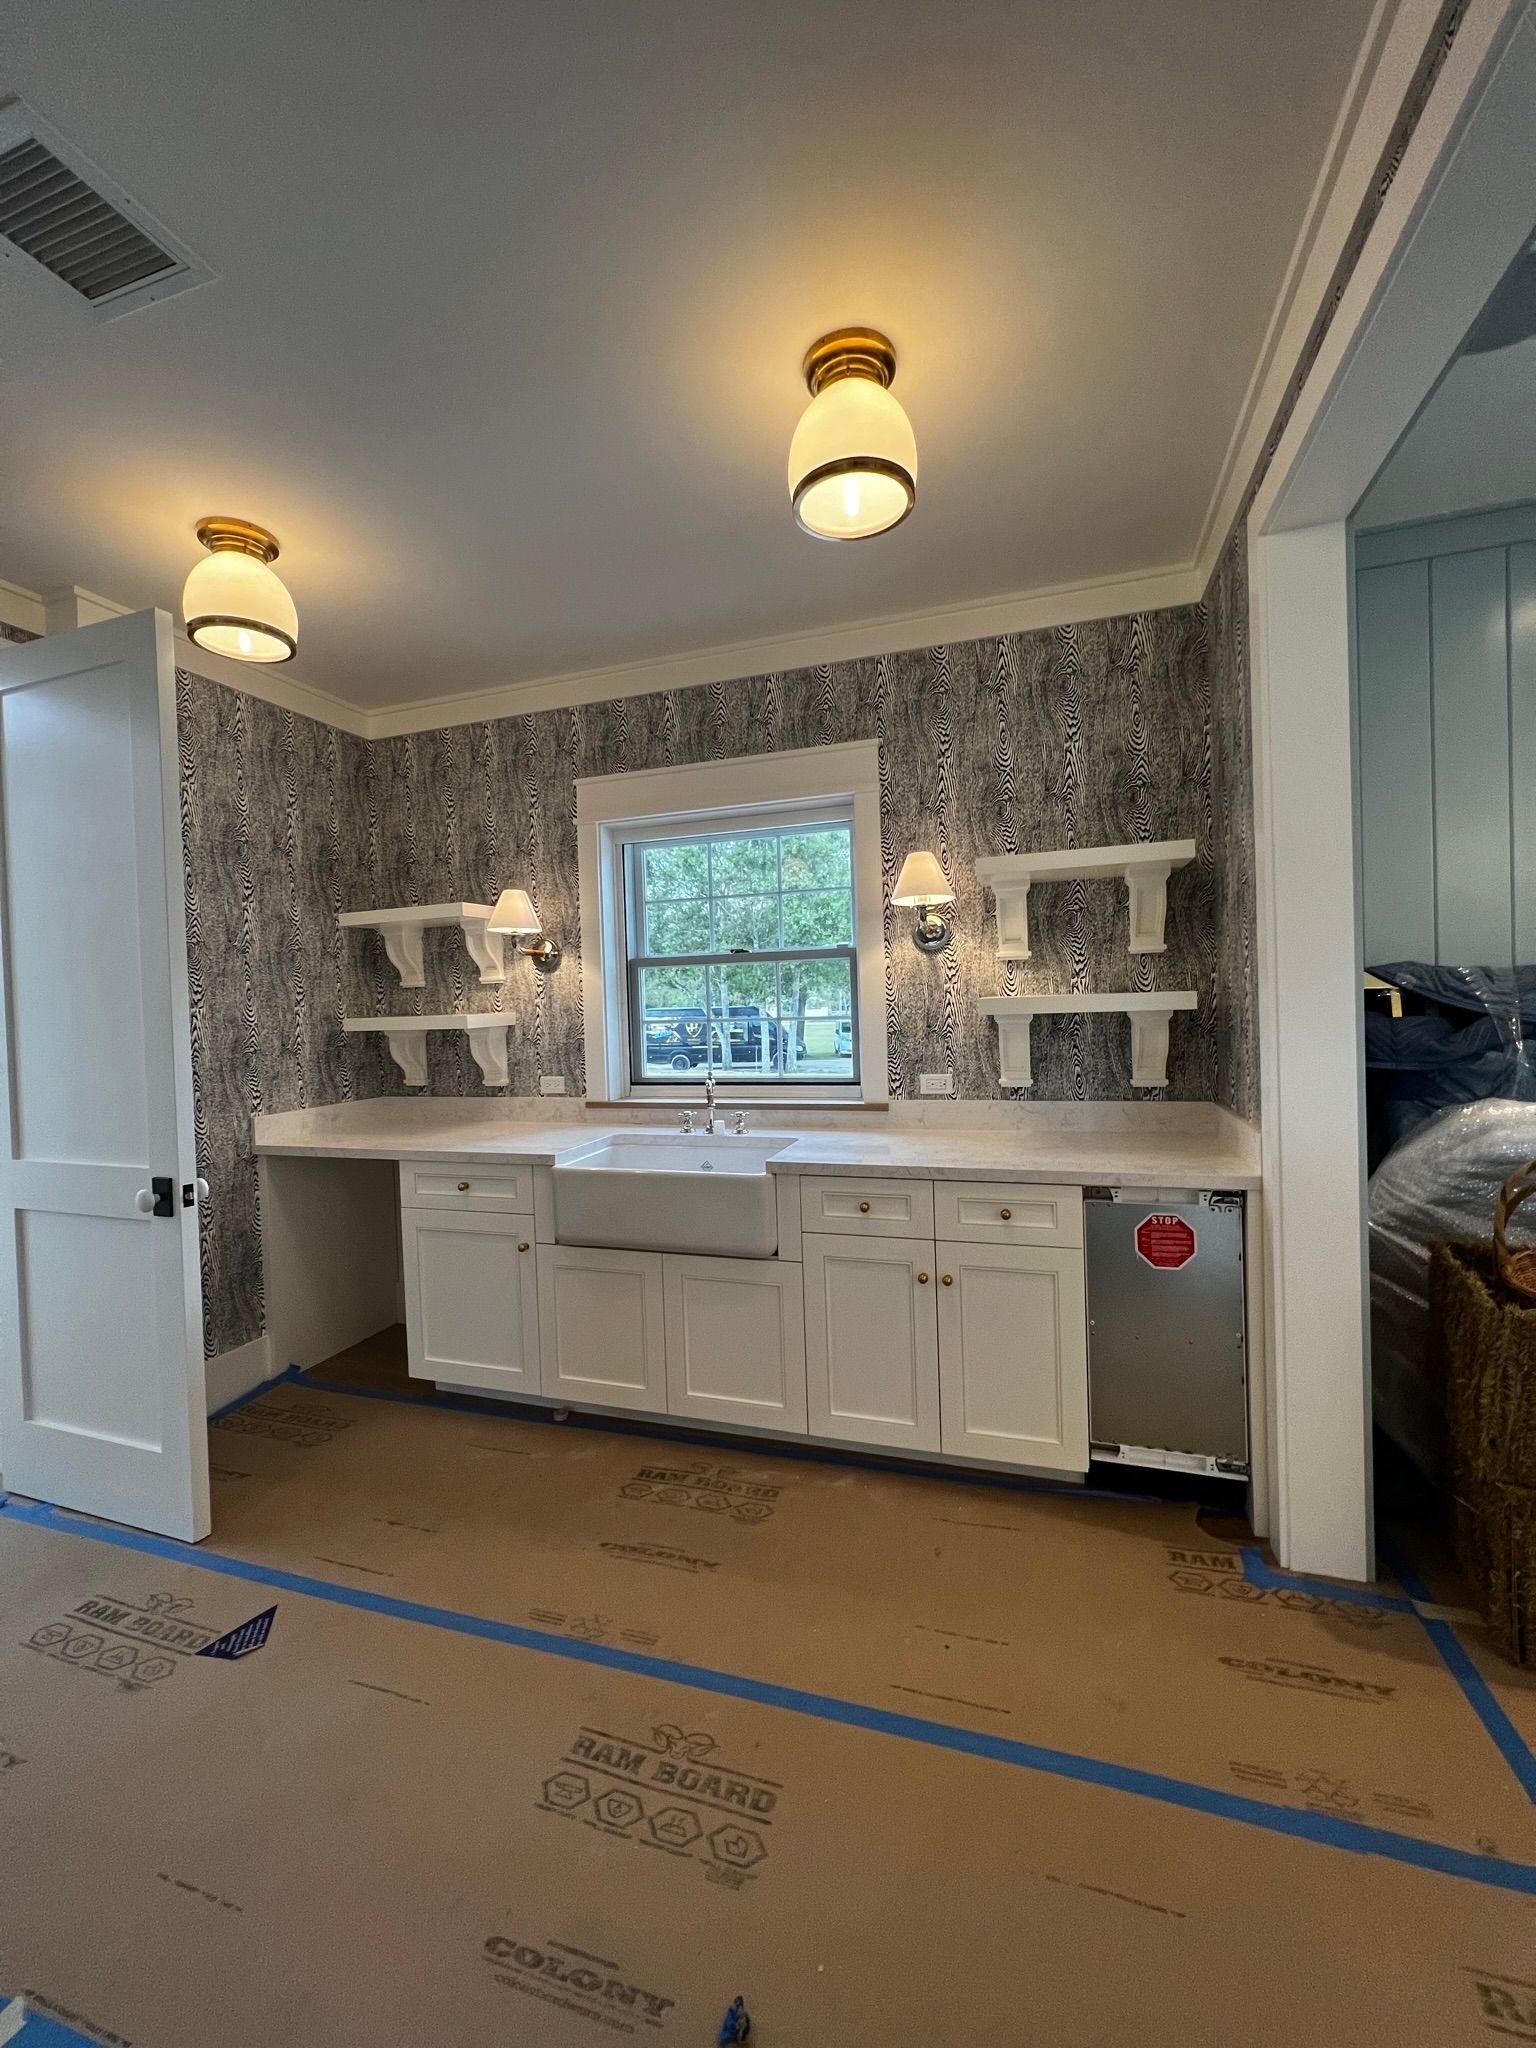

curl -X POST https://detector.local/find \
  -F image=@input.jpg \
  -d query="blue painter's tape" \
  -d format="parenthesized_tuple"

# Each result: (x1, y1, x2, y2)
(281, 1364, 1154, 1504)
(207, 1371, 294, 1424)
(1239, 1546, 1413, 1613)
(0, 1996, 115, 2045)
(1379, 1536, 1536, 1805)
(3, 1493, 1535, 1899)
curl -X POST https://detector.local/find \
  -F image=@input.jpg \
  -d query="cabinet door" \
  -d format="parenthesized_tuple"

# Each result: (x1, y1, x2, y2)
(538, 1243, 666, 1412)
(663, 1256, 807, 1432)
(936, 1241, 1087, 1471)
(400, 1208, 538, 1394)
(803, 1234, 939, 1451)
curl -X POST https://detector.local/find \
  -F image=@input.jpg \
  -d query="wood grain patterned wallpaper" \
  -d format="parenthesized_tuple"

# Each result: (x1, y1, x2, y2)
(175, 595, 1257, 1356)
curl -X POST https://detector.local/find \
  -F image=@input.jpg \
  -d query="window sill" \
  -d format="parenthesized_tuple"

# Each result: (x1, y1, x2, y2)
(585, 1096, 890, 1112)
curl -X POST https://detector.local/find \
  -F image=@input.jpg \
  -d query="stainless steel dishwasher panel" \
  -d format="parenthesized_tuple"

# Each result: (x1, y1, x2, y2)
(1085, 1192, 1247, 1473)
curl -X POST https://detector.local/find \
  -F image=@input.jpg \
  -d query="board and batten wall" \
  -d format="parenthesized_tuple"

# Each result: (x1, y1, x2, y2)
(1356, 504, 1536, 968)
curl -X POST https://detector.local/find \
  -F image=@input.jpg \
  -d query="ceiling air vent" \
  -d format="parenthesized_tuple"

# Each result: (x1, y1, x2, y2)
(0, 98, 211, 320)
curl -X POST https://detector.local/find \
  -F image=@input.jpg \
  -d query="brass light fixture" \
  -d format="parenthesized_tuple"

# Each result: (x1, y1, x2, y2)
(182, 517, 298, 664)
(788, 327, 917, 541)
(487, 887, 562, 974)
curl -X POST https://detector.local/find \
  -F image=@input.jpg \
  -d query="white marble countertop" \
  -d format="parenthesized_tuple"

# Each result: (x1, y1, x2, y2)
(253, 1098, 1260, 1189)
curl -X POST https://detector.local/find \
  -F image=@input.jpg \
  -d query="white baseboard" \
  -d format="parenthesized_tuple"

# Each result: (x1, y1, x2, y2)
(205, 1334, 274, 1415)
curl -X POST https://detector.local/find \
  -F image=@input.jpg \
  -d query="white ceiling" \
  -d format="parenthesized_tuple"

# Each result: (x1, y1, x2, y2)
(1356, 333, 1536, 530)
(1, 0, 1376, 713)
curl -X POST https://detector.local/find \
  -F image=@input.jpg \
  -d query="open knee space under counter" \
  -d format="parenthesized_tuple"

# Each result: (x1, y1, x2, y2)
(253, 1101, 1261, 1487)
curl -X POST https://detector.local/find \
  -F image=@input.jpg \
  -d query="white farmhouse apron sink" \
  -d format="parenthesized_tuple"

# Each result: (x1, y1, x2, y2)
(553, 1134, 793, 1257)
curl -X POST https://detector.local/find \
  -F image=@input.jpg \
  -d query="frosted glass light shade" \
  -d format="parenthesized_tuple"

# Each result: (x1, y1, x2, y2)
(788, 376, 917, 541)
(486, 887, 541, 934)
(183, 547, 297, 664)
(892, 851, 953, 906)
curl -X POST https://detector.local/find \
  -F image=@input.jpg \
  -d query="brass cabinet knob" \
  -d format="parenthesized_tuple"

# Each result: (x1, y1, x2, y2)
(457, 1181, 470, 1192)
(859, 1200, 871, 1213)
(518, 1241, 530, 1252)
(999, 1207, 1012, 1220)
(917, 1271, 929, 1285)
(941, 1274, 954, 1286)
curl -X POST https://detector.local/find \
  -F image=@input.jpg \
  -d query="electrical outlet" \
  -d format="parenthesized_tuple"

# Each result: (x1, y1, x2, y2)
(539, 1075, 567, 1096)
(918, 1072, 955, 1096)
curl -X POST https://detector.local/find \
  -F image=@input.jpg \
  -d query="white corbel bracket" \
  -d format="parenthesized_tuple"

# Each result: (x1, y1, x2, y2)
(338, 904, 508, 988)
(976, 841, 1195, 960)
(345, 1015, 511, 1090)
(976, 992, 1198, 1090)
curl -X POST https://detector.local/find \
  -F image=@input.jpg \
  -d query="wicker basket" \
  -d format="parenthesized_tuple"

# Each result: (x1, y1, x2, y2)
(1428, 1239, 1536, 1663)
(1494, 1160, 1536, 1302)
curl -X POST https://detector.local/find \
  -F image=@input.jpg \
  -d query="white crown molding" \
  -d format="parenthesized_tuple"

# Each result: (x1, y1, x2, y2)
(0, 577, 45, 636)
(0, 569, 370, 735)
(2, 556, 1201, 742)
(1191, 0, 1453, 588)
(364, 561, 1202, 739)
(168, 625, 370, 736)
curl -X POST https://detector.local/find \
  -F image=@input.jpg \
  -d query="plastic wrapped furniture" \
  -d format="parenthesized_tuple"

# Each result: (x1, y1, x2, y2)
(1364, 962, 1536, 1157)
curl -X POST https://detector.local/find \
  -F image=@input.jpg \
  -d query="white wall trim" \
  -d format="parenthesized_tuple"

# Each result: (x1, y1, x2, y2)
(1256, 0, 1535, 537)
(1193, 0, 1456, 584)
(0, 573, 371, 736)
(576, 741, 888, 1106)
(2, 559, 1199, 740)
(0, 578, 45, 637)
(363, 564, 1201, 737)
(1249, 522, 1372, 1581)
(204, 1334, 274, 1416)
(1234, 0, 1534, 1581)
(168, 626, 370, 736)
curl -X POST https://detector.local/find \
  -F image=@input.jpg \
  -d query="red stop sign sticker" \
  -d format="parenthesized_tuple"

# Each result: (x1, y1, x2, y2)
(1135, 1212, 1197, 1270)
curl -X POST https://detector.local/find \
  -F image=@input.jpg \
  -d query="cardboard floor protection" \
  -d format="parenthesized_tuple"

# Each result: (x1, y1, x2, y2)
(184, 1358, 1536, 1872)
(2, 1512, 1535, 2048)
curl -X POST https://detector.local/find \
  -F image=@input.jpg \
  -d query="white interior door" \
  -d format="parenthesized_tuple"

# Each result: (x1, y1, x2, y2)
(0, 611, 208, 1539)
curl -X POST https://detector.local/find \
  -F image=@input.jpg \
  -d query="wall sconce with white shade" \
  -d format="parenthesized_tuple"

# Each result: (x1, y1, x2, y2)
(182, 517, 298, 663)
(487, 887, 561, 973)
(788, 328, 917, 541)
(892, 851, 954, 954)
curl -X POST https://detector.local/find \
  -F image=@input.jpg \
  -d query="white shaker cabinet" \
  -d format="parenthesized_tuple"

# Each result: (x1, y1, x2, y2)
(400, 1207, 540, 1395)
(537, 1242, 668, 1411)
(662, 1255, 807, 1432)
(803, 1234, 941, 1451)
(935, 1240, 1088, 1471)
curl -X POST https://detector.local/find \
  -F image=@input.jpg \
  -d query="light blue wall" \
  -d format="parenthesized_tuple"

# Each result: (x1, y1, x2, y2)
(1356, 504, 1536, 968)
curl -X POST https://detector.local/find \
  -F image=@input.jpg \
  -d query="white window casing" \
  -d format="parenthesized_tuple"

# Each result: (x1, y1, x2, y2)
(576, 740, 888, 1103)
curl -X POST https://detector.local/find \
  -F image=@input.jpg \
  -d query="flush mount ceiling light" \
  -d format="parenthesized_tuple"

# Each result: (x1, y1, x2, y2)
(788, 327, 917, 542)
(182, 517, 298, 664)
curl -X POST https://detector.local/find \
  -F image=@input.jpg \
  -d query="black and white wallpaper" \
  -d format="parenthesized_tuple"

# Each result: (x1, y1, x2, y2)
(1203, 530, 1259, 1124)
(176, 672, 397, 1355)
(171, 598, 1256, 1356)
(359, 608, 1231, 1102)
(1, 599, 1256, 1359)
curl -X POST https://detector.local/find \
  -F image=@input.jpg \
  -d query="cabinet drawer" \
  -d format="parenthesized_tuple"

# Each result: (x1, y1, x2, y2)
(799, 1176, 934, 1239)
(400, 1162, 534, 1214)
(933, 1180, 1081, 1248)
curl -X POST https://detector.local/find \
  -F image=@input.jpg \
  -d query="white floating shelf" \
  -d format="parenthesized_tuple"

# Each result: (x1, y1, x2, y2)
(976, 992, 1198, 1090)
(338, 903, 506, 988)
(344, 1014, 510, 1089)
(975, 840, 1196, 959)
